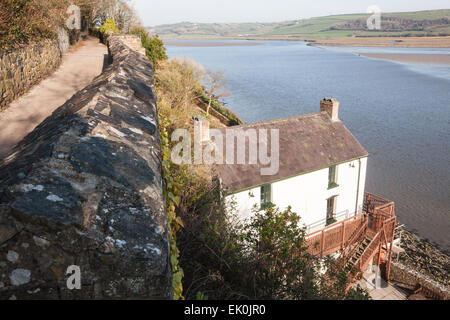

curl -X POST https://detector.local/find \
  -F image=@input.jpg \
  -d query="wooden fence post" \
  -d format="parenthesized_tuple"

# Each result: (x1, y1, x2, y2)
(386, 217, 396, 281)
(341, 221, 346, 249)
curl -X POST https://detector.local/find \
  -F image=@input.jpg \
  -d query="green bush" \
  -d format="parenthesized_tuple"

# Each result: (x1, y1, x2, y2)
(128, 26, 167, 67)
(143, 35, 168, 67)
(176, 181, 370, 300)
(99, 18, 120, 34)
(129, 26, 150, 44)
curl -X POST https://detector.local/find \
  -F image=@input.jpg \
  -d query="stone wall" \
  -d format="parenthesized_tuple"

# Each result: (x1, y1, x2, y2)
(57, 28, 70, 55)
(0, 39, 63, 111)
(0, 34, 171, 299)
(389, 262, 450, 300)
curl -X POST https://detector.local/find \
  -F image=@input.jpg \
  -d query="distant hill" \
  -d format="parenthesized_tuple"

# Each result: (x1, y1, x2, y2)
(148, 9, 450, 39)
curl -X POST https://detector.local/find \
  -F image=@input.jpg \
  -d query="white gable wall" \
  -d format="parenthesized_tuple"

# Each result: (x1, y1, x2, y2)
(225, 157, 368, 233)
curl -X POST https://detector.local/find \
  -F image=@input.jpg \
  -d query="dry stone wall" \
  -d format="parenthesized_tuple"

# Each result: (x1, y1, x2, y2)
(389, 261, 449, 300)
(0, 34, 171, 299)
(0, 39, 63, 111)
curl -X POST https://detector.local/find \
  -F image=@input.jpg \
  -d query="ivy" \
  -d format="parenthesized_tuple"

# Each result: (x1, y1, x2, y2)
(159, 113, 185, 300)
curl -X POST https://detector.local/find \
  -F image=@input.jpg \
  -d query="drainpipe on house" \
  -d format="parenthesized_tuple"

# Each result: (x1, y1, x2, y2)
(354, 158, 362, 216)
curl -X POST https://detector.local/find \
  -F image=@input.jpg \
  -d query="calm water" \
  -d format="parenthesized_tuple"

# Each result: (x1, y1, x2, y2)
(166, 40, 450, 251)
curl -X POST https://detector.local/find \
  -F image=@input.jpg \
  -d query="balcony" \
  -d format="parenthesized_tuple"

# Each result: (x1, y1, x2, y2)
(305, 192, 396, 258)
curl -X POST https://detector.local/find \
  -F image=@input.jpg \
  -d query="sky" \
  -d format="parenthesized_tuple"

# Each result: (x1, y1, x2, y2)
(133, 0, 450, 26)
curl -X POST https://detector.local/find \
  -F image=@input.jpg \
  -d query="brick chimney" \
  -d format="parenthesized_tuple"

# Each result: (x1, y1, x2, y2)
(320, 98, 340, 121)
(193, 115, 210, 142)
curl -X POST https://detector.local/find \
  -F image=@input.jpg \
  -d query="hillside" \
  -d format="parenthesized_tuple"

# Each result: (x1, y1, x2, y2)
(148, 9, 450, 40)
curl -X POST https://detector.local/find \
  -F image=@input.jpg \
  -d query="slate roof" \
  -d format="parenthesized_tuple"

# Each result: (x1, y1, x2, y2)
(214, 112, 368, 194)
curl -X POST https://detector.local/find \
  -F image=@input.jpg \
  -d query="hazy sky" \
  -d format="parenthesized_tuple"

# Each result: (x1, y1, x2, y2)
(133, 0, 450, 26)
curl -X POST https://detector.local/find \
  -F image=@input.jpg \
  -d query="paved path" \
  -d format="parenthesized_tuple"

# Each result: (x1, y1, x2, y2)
(0, 37, 107, 159)
(357, 270, 409, 300)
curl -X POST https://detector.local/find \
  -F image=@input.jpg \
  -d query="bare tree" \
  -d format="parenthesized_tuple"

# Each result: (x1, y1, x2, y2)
(203, 70, 230, 116)
(156, 58, 205, 111)
(87, 0, 140, 32)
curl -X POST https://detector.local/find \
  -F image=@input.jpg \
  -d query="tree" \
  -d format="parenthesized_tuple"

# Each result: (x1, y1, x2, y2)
(89, 0, 139, 32)
(156, 58, 204, 113)
(176, 185, 370, 300)
(203, 70, 230, 116)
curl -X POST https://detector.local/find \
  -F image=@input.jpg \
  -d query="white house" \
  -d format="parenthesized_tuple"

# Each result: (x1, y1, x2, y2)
(213, 98, 369, 233)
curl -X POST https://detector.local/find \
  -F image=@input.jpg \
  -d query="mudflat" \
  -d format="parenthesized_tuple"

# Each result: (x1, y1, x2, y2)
(361, 53, 450, 65)
(308, 36, 450, 48)
(164, 40, 264, 47)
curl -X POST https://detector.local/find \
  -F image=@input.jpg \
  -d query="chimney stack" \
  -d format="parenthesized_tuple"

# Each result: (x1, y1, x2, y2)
(320, 98, 340, 121)
(193, 115, 210, 142)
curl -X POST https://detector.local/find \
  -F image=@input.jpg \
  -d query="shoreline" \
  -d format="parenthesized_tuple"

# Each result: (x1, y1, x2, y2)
(161, 36, 450, 48)
(164, 40, 264, 47)
(397, 227, 449, 289)
(359, 53, 450, 66)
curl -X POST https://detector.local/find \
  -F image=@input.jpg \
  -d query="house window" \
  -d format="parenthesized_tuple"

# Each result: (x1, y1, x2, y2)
(260, 184, 272, 209)
(328, 165, 339, 189)
(326, 196, 337, 225)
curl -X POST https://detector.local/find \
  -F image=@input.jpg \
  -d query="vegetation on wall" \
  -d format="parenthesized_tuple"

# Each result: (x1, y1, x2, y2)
(129, 26, 168, 67)
(159, 115, 185, 300)
(0, 0, 67, 47)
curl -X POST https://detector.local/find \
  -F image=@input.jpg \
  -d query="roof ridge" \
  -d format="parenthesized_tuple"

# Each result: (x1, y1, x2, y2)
(229, 111, 329, 129)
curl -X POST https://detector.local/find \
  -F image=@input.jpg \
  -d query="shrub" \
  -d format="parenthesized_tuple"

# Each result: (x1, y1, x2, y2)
(99, 18, 120, 34)
(0, 0, 68, 48)
(129, 26, 151, 44)
(129, 26, 168, 67)
(177, 192, 370, 300)
(143, 35, 168, 67)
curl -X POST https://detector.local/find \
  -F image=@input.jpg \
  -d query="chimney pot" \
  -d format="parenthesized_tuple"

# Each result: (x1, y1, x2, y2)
(320, 98, 340, 121)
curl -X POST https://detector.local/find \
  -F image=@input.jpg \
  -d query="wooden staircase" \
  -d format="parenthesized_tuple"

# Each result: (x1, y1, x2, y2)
(344, 235, 373, 273)
(305, 193, 397, 286)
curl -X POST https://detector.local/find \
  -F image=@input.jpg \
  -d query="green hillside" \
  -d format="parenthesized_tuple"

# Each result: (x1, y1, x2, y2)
(148, 9, 450, 39)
